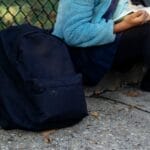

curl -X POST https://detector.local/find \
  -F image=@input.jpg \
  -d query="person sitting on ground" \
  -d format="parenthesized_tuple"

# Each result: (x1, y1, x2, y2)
(52, 0, 150, 91)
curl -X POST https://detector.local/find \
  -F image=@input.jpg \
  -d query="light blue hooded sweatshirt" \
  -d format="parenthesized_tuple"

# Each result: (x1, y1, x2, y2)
(52, 0, 129, 47)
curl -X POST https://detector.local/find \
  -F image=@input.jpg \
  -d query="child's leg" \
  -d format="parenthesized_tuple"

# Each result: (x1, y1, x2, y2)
(112, 22, 150, 91)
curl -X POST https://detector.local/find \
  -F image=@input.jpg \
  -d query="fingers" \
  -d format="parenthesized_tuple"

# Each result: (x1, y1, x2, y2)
(146, 15, 150, 21)
(142, 11, 149, 21)
(133, 10, 144, 17)
(136, 10, 148, 18)
(133, 10, 149, 24)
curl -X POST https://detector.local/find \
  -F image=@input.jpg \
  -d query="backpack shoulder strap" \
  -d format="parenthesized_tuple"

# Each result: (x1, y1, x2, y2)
(102, 0, 120, 20)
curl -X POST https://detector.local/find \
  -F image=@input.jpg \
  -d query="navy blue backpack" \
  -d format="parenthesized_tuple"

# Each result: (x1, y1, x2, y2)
(0, 24, 88, 131)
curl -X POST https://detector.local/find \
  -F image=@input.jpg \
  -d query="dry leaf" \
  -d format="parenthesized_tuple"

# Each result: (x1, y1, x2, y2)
(41, 129, 56, 143)
(43, 137, 53, 144)
(128, 105, 136, 111)
(128, 104, 145, 110)
(90, 111, 99, 119)
(94, 90, 102, 96)
(125, 90, 141, 97)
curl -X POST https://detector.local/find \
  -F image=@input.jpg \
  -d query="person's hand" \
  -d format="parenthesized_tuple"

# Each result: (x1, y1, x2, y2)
(124, 10, 150, 26)
(145, 12, 150, 22)
(114, 10, 150, 33)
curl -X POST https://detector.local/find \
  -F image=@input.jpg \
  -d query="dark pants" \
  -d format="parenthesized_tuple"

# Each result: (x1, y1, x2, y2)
(113, 22, 150, 71)
(112, 22, 150, 91)
(68, 37, 121, 86)
(69, 22, 150, 90)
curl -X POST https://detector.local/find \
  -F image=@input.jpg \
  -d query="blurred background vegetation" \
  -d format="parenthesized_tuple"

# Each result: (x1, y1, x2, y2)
(0, 0, 58, 30)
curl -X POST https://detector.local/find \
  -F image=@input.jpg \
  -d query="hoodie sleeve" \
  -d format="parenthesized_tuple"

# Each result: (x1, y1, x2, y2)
(63, 0, 116, 47)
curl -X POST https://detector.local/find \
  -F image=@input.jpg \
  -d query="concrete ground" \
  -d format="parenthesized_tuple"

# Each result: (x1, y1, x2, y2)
(0, 86, 150, 150)
(0, 67, 150, 150)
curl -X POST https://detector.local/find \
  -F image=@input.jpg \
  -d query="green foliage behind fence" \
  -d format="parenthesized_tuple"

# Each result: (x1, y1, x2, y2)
(0, 0, 58, 30)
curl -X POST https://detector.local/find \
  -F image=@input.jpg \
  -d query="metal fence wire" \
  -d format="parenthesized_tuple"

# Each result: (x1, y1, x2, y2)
(0, 0, 58, 30)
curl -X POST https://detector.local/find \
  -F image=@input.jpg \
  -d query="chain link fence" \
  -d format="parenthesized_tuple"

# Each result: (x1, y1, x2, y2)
(0, 0, 58, 30)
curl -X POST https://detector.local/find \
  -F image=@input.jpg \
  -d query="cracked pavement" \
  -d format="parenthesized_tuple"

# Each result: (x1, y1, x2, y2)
(0, 87, 150, 150)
